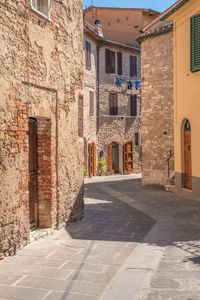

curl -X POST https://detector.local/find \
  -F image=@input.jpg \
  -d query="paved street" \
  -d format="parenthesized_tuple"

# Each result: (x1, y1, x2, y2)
(1, 175, 200, 299)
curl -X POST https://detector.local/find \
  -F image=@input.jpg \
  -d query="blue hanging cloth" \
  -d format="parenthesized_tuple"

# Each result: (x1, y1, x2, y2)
(115, 75, 121, 87)
(136, 80, 141, 90)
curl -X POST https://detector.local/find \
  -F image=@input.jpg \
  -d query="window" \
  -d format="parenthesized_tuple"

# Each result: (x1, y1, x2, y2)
(85, 41, 91, 70)
(191, 14, 200, 72)
(78, 96, 83, 137)
(109, 93, 118, 115)
(135, 133, 139, 146)
(130, 95, 137, 116)
(31, 0, 50, 18)
(130, 55, 137, 77)
(89, 91, 94, 116)
(106, 49, 115, 73)
(117, 52, 122, 75)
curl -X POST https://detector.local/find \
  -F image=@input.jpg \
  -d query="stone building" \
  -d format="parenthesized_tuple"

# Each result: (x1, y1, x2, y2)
(138, 15, 174, 186)
(0, 0, 84, 259)
(97, 41, 142, 175)
(83, 8, 159, 176)
(83, 22, 99, 177)
(84, 21, 142, 175)
(84, 6, 159, 47)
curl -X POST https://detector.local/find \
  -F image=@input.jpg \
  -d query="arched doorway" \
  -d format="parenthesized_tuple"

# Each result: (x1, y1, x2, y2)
(184, 120, 192, 190)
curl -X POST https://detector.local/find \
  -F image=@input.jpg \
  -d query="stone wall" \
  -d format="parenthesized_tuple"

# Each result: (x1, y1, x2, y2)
(141, 31, 174, 186)
(0, 0, 84, 259)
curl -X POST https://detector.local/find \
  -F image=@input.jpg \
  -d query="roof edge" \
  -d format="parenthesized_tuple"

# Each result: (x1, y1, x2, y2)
(84, 5, 160, 15)
(137, 24, 173, 42)
(160, 0, 190, 21)
(84, 22, 141, 52)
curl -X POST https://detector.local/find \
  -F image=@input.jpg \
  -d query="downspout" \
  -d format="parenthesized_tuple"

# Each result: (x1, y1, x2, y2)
(96, 45, 100, 132)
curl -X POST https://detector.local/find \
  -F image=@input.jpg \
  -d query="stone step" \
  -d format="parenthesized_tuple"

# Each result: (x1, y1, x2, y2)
(165, 185, 175, 193)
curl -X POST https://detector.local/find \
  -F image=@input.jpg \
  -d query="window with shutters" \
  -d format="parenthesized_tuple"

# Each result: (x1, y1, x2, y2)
(89, 91, 94, 116)
(130, 55, 137, 77)
(106, 49, 115, 73)
(85, 41, 91, 70)
(130, 95, 137, 116)
(31, 0, 50, 19)
(109, 93, 118, 115)
(191, 14, 200, 72)
(135, 133, 139, 146)
(78, 96, 83, 137)
(117, 52, 122, 75)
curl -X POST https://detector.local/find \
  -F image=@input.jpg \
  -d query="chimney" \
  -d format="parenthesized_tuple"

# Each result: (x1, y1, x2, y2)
(94, 20, 103, 37)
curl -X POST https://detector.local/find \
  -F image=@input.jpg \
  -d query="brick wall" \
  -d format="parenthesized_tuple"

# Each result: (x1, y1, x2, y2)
(141, 31, 174, 186)
(0, 0, 84, 259)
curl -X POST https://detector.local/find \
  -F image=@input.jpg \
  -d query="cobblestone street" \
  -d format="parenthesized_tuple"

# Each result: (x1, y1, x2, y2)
(1, 175, 200, 299)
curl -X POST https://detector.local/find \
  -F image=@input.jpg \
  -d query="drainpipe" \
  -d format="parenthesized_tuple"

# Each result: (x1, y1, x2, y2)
(96, 45, 100, 133)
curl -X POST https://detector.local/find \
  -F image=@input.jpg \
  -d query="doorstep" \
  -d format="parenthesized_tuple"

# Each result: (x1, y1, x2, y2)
(30, 228, 53, 243)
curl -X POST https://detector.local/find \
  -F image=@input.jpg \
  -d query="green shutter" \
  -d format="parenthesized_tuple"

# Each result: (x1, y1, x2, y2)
(191, 14, 200, 72)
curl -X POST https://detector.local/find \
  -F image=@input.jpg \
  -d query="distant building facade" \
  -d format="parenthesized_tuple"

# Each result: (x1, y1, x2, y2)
(83, 7, 159, 176)
(0, 0, 84, 259)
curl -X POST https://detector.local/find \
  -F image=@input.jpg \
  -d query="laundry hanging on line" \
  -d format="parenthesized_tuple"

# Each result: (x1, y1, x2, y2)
(114, 75, 141, 90)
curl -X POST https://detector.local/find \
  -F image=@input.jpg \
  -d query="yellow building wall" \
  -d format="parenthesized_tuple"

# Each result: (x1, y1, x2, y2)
(172, 0, 200, 198)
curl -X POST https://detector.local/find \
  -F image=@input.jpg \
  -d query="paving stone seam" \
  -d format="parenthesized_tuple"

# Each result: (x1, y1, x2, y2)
(16, 282, 105, 297)
(40, 290, 53, 300)
(11, 275, 28, 286)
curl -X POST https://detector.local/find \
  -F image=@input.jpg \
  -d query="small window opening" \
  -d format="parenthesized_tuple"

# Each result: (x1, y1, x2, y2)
(31, 0, 50, 18)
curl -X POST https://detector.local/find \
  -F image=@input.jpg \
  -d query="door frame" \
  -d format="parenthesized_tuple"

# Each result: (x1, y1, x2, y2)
(28, 117, 39, 230)
(112, 142, 119, 173)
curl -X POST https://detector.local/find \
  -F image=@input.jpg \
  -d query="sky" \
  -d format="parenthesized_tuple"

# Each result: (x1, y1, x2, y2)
(83, 0, 177, 13)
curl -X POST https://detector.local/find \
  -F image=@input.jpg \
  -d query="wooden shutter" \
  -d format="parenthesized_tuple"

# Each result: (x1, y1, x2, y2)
(109, 93, 118, 115)
(130, 55, 137, 77)
(117, 52, 122, 75)
(108, 143, 113, 175)
(93, 143, 96, 176)
(106, 49, 111, 73)
(106, 49, 115, 73)
(191, 14, 200, 72)
(111, 51, 115, 73)
(130, 95, 137, 116)
(123, 141, 133, 174)
(78, 96, 83, 137)
(84, 137, 87, 171)
(89, 91, 94, 116)
(86, 41, 91, 70)
(135, 133, 139, 146)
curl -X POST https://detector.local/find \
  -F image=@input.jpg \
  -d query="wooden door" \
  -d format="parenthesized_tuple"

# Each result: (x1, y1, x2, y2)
(124, 141, 133, 173)
(89, 143, 96, 177)
(184, 130, 192, 190)
(29, 118, 38, 229)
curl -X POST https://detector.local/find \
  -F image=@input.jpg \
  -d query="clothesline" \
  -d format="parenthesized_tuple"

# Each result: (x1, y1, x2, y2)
(114, 75, 142, 90)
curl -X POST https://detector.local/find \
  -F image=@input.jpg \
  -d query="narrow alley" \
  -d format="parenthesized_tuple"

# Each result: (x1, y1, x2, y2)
(0, 175, 200, 300)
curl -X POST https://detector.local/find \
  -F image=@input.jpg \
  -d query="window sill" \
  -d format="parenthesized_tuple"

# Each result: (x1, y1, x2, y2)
(30, 6, 51, 22)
